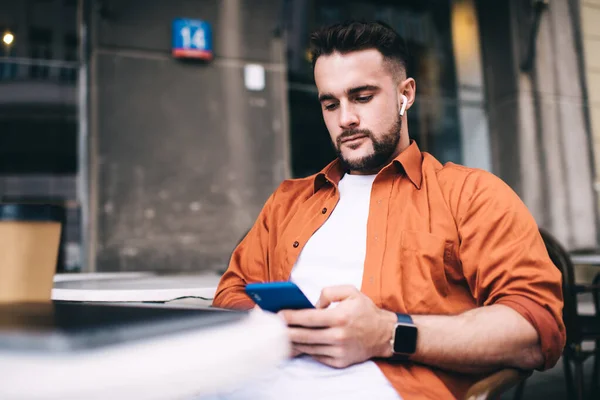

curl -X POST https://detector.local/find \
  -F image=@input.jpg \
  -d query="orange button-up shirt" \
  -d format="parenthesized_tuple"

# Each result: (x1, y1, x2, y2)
(213, 141, 566, 400)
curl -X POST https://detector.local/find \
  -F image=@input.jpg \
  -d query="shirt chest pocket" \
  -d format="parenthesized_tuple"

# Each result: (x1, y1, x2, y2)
(400, 230, 452, 313)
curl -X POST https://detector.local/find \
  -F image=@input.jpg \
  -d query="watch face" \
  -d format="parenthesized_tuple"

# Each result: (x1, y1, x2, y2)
(393, 324, 418, 354)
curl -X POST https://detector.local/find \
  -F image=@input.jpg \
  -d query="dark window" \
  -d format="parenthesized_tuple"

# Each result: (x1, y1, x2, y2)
(285, 0, 463, 177)
(59, 32, 78, 83)
(0, 115, 78, 174)
(28, 28, 53, 79)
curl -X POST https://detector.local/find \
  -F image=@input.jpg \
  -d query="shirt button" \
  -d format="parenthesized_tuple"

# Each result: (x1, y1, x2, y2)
(293, 241, 299, 248)
(377, 199, 382, 205)
(321, 208, 327, 214)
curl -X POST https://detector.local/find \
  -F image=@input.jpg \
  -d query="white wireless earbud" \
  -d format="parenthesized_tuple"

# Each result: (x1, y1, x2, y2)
(399, 94, 408, 117)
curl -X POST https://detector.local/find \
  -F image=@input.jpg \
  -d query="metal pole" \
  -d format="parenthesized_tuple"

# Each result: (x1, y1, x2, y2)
(77, 0, 91, 272)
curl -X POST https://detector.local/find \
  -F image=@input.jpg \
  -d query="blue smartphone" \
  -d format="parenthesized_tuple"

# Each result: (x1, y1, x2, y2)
(245, 281, 315, 313)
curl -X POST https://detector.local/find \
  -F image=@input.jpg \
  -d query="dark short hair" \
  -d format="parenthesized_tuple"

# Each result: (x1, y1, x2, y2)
(309, 20, 409, 78)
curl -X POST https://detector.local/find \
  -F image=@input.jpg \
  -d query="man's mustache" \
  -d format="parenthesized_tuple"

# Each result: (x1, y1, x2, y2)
(337, 129, 373, 146)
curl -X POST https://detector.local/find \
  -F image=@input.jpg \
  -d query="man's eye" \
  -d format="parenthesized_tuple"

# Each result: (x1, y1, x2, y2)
(356, 95, 373, 103)
(324, 103, 338, 111)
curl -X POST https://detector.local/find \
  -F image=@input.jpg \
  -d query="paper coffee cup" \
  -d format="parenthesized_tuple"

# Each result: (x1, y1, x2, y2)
(0, 204, 62, 303)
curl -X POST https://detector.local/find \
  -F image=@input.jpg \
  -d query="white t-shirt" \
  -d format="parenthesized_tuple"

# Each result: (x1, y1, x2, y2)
(205, 174, 400, 400)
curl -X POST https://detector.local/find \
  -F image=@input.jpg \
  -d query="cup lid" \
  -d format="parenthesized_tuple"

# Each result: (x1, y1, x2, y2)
(0, 204, 63, 222)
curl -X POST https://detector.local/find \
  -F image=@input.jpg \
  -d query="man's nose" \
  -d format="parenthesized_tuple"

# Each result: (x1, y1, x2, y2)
(339, 104, 359, 130)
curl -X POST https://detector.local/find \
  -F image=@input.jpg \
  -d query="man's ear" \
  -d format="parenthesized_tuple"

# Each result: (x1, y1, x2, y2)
(397, 78, 416, 113)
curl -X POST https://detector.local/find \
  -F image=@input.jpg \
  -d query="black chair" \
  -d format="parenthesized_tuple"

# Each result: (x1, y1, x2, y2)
(514, 229, 600, 400)
(592, 272, 600, 399)
(464, 368, 531, 400)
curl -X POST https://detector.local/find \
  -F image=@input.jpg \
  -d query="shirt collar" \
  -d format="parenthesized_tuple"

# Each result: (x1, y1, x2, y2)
(392, 140, 423, 189)
(313, 140, 423, 193)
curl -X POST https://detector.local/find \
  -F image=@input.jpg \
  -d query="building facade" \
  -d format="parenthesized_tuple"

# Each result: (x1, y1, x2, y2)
(1, 0, 598, 273)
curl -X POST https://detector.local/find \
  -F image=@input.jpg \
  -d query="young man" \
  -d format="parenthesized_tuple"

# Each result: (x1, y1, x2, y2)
(212, 21, 565, 400)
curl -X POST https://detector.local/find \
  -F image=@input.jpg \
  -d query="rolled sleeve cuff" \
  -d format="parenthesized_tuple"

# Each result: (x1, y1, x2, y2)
(496, 295, 566, 370)
(212, 292, 255, 311)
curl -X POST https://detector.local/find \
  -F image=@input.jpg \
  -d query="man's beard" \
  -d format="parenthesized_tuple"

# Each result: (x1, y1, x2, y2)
(334, 114, 402, 173)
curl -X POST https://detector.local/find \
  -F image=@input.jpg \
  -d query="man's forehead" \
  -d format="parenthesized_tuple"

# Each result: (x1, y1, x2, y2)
(314, 49, 389, 93)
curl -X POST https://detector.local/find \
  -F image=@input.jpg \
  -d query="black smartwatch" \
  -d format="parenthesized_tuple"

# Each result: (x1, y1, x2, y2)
(390, 313, 418, 360)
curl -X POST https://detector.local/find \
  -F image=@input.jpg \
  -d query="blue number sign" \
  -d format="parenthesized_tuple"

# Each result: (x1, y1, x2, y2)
(172, 18, 213, 60)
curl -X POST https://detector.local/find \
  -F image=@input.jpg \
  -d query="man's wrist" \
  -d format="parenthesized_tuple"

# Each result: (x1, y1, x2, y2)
(377, 309, 398, 358)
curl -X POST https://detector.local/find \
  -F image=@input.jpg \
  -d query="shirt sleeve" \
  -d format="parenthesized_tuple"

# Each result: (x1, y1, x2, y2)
(212, 192, 275, 310)
(456, 170, 566, 370)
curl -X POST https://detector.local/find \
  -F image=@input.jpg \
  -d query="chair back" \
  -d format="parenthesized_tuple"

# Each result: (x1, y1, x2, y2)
(538, 228, 581, 344)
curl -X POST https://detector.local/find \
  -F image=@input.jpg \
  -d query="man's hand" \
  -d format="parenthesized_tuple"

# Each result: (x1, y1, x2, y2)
(278, 285, 397, 368)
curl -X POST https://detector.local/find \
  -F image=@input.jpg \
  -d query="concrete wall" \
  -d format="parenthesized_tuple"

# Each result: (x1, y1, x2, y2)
(476, 0, 598, 249)
(88, 0, 289, 272)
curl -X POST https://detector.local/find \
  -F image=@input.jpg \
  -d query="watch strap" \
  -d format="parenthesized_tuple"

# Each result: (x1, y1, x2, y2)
(396, 313, 413, 325)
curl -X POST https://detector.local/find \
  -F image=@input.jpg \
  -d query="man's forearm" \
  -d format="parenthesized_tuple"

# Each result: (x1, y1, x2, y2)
(406, 305, 544, 374)
(212, 282, 255, 310)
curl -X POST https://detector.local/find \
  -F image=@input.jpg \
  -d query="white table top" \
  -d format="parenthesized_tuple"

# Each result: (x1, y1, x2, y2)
(53, 272, 156, 283)
(0, 308, 290, 400)
(52, 273, 222, 303)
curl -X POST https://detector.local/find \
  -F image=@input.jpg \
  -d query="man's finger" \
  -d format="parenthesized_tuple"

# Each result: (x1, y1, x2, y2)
(279, 308, 337, 328)
(290, 347, 303, 358)
(292, 343, 340, 358)
(288, 326, 333, 345)
(317, 285, 359, 309)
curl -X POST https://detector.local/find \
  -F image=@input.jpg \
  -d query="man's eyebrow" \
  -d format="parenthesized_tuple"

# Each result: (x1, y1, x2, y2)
(347, 85, 380, 96)
(318, 85, 380, 103)
(318, 92, 335, 103)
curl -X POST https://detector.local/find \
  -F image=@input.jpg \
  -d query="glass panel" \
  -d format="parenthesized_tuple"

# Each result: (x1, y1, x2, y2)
(0, 0, 81, 272)
(285, 0, 473, 177)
